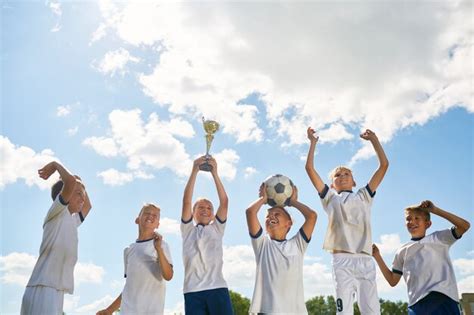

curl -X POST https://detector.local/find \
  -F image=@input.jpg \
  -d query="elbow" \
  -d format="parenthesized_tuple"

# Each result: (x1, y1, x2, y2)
(389, 281, 397, 287)
(380, 159, 389, 170)
(308, 210, 317, 222)
(164, 270, 174, 281)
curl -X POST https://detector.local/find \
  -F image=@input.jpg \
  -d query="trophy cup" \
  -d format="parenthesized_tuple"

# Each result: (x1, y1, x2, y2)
(199, 116, 220, 172)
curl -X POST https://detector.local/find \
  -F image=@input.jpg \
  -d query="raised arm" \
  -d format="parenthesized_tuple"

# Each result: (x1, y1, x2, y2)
(420, 200, 470, 237)
(96, 294, 121, 315)
(361, 129, 389, 192)
(182, 157, 204, 222)
(305, 127, 326, 194)
(38, 161, 76, 202)
(245, 183, 266, 236)
(372, 244, 401, 287)
(289, 186, 317, 238)
(208, 157, 229, 221)
(154, 233, 174, 281)
(74, 175, 92, 219)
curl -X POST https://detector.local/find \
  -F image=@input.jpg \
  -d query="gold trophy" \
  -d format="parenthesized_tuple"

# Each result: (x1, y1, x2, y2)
(199, 116, 220, 172)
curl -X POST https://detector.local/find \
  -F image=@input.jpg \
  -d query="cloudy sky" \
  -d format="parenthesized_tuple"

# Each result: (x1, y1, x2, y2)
(1, 1, 473, 314)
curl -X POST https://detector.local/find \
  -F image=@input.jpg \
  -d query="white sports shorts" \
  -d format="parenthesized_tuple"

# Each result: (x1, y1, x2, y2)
(21, 285, 64, 315)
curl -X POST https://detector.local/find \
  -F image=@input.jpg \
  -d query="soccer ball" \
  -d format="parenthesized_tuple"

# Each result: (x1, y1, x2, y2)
(264, 174, 294, 207)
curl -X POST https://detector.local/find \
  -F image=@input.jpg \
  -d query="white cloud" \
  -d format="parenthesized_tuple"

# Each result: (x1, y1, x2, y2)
(74, 295, 115, 313)
(97, 168, 134, 186)
(56, 105, 71, 117)
(244, 166, 257, 179)
(94, 1, 472, 164)
(0, 252, 104, 287)
(303, 262, 335, 299)
(158, 217, 180, 236)
(0, 136, 59, 190)
(376, 234, 403, 255)
(84, 109, 194, 182)
(454, 258, 474, 276)
(48, 1, 62, 32)
(458, 275, 474, 294)
(212, 149, 240, 181)
(223, 245, 255, 291)
(67, 126, 79, 136)
(93, 48, 140, 77)
(165, 301, 184, 315)
(64, 295, 81, 314)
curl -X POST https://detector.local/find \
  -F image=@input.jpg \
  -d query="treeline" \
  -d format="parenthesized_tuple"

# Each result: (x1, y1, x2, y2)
(230, 291, 408, 315)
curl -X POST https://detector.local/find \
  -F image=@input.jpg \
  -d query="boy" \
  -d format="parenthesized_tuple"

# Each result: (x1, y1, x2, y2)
(181, 155, 233, 315)
(246, 183, 317, 314)
(305, 127, 389, 315)
(21, 161, 92, 315)
(97, 203, 173, 315)
(372, 200, 470, 315)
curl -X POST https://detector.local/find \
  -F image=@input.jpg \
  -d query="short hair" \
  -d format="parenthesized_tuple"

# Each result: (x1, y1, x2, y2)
(329, 166, 353, 180)
(139, 203, 161, 215)
(51, 180, 63, 201)
(193, 198, 214, 212)
(405, 205, 431, 221)
(268, 206, 292, 222)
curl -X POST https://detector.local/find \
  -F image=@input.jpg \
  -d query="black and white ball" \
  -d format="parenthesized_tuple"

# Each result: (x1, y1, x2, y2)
(264, 174, 294, 207)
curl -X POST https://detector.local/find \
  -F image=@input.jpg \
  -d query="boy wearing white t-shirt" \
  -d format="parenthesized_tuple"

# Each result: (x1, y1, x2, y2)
(305, 127, 389, 315)
(97, 203, 173, 315)
(181, 156, 233, 315)
(21, 161, 92, 315)
(246, 183, 317, 315)
(372, 200, 470, 315)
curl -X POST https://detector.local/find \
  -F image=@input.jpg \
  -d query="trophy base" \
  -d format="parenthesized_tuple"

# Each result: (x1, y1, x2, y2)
(199, 162, 213, 172)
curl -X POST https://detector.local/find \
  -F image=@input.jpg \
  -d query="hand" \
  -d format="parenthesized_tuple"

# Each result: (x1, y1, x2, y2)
(419, 200, 435, 212)
(96, 310, 112, 315)
(259, 183, 268, 204)
(207, 156, 218, 174)
(193, 156, 206, 171)
(154, 232, 163, 252)
(38, 161, 58, 180)
(372, 244, 380, 257)
(290, 185, 298, 206)
(360, 129, 377, 141)
(307, 127, 319, 144)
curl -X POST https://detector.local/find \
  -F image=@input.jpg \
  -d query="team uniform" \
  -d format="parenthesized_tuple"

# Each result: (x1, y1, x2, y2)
(181, 216, 233, 315)
(319, 184, 380, 315)
(392, 228, 462, 315)
(120, 238, 173, 315)
(21, 195, 84, 315)
(249, 227, 311, 315)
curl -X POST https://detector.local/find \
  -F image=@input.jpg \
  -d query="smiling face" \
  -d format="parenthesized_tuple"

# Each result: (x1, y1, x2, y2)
(405, 209, 431, 238)
(330, 166, 356, 192)
(193, 199, 214, 225)
(265, 207, 292, 239)
(136, 204, 161, 231)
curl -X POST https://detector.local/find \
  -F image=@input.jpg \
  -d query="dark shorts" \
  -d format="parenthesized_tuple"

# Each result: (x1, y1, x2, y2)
(184, 288, 234, 315)
(408, 291, 460, 315)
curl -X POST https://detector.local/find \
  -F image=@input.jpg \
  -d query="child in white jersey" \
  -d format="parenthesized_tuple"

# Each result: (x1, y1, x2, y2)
(246, 183, 317, 315)
(21, 161, 92, 315)
(97, 203, 173, 315)
(372, 200, 470, 315)
(181, 156, 233, 315)
(305, 127, 389, 315)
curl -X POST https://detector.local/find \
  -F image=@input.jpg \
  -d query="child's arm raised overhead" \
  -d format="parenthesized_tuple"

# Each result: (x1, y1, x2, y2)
(74, 175, 92, 219)
(246, 183, 266, 236)
(39, 161, 76, 202)
(154, 233, 174, 281)
(420, 200, 470, 238)
(289, 186, 317, 238)
(372, 244, 401, 287)
(361, 129, 389, 192)
(182, 156, 205, 222)
(305, 127, 326, 194)
(208, 157, 229, 222)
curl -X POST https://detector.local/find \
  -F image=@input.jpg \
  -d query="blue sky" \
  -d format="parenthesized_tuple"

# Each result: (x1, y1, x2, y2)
(1, 1, 473, 314)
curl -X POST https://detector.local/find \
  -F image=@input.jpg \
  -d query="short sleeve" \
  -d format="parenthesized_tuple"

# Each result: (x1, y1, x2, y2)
(250, 227, 265, 258)
(432, 229, 458, 246)
(161, 241, 173, 265)
(123, 247, 129, 278)
(292, 228, 310, 253)
(72, 212, 84, 227)
(212, 217, 226, 235)
(392, 248, 405, 275)
(44, 195, 68, 225)
(320, 185, 336, 213)
(180, 219, 194, 237)
(356, 185, 375, 204)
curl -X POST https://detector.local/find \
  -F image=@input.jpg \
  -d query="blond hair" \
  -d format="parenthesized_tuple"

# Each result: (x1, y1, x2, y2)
(328, 166, 353, 180)
(405, 205, 430, 221)
(139, 203, 161, 215)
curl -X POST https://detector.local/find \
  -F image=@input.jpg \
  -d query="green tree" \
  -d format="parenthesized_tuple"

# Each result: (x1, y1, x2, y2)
(306, 295, 408, 315)
(380, 298, 408, 315)
(229, 290, 251, 315)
